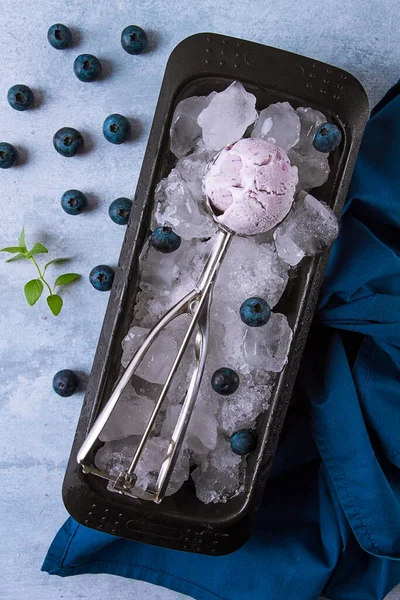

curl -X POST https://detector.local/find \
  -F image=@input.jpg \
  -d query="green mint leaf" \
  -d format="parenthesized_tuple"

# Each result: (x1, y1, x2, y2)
(19, 227, 27, 252)
(47, 294, 63, 316)
(6, 253, 26, 263)
(24, 279, 44, 306)
(0, 246, 22, 253)
(54, 273, 80, 287)
(26, 242, 48, 257)
(43, 257, 71, 273)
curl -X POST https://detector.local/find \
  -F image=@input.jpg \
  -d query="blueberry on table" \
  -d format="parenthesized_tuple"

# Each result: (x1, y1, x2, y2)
(230, 430, 257, 456)
(0, 142, 18, 169)
(61, 189, 87, 215)
(211, 367, 240, 396)
(7, 84, 34, 111)
(53, 369, 79, 397)
(73, 54, 102, 82)
(150, 226, 181, 254)
(121, 25, 148, 55)
(240, 297, 271, 327)
(89, 265, 115, 291)
(53, 127, 84, 157)
(47, 23, 72, 49)
(109, 197, 132, 225)
(313, 122, 342, 153)
(103, 114, 131, 145)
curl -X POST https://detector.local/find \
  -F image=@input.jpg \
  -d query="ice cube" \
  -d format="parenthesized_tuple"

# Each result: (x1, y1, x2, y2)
(191, 435, 244, 503)
(154, 169, 217, 240)
(95, 436, 190, 496)
(139, 242, 184, 296)
(251, 102, 301, 151)
(176, 146, 216, 199)
(288, 107, 330, 190)
(288, 148, 330, 191)
(121, 326, 178, 384)
(243, 312, 293, 372)
(170, 95, 211, 158)
(133, 238, 213, 329)
(99, 386, 155, 442)
(214, 236, 289, 310)
(161, 393, 219, 457)
(273, 191, 339, 266)
(197, 81, 257, 151)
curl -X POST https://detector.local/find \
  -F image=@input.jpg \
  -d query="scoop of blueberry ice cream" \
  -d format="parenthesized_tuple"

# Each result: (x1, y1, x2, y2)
(204, 137, 298, 236)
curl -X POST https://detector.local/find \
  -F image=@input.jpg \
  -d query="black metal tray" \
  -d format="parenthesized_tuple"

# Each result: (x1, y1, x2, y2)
(62, 33, 369, 556)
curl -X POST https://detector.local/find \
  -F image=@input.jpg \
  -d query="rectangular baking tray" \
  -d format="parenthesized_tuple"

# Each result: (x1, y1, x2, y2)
(62, 33, 369, 556)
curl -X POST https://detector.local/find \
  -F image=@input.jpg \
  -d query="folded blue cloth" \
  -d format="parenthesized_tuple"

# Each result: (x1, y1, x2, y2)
(42, 81, 400, 600)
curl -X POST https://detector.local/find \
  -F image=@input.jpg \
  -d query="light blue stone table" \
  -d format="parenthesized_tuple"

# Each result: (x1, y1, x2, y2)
(0, 1, 399, 598)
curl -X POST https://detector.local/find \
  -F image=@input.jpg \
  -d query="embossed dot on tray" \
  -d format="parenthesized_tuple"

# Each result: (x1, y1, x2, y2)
(236, 52, 240, 57)
(112, 529, 118, 534)
(105, 509, 110, 514)
(306, 83, 312, 88)
(324, 79, 330, 83)
(320, 89, 327, 94)
(205, 58, 210, 64)
(118, 513, 124, 518)
(334, 94, 340, 99)
(101, 516, 107, 521)
(84, 519, 89, 525)
(337, 84, 343, 89)
(220, 49, 225, 55)
(91, 504, 97, 509)
(310, 72, 315, 78)
(312, 63, 317, 68)
(236, 41, 241, 46)
(212, 549, 217, 554)
(341, 74, 347, 79)
(88, 511, 93, 516)
(326, 68, 332, 73)
(98, 524, 103, 529)
(114, 521, 120, 526)
(206, 36, 211, 42)
(235, 63, 240, 68)
(222, 39, 227, 44)
(220, 60, 225, 66)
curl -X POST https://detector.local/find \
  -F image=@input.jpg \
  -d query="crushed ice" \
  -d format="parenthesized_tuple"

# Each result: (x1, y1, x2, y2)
(95, 81, 339, 504)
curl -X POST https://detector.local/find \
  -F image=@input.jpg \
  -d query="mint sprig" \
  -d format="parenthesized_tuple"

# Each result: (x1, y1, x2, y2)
(1, 227, 80, 316)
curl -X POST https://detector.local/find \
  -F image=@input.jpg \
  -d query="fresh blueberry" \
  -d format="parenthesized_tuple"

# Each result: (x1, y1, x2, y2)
(121, 25, 148, 55)
(61, 189, 88, 215)
(0, 142, 18, 169)
(53, 127, 84, 157)
(47, 23, 72, 49)
(73, 54, 102, 82)
(150, 226, 181, 254)
(230, 430, 257, 456)
(211, 367, 240, 396)
(53, 369, 79, 397)
(103, 114, 131, 145)
(313, 122, 342, 153)
(240, 297, 271, 327)
(89, 264, 115, 291)
(7, 84, 34, 111)
(109, 197, 133, 225)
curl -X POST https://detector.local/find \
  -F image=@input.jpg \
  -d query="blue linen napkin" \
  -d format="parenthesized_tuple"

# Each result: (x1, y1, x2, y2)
(42, 81, 400, 600)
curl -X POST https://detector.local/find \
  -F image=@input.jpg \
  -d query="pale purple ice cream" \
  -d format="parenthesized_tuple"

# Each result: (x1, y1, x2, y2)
(204, 138, 298, 236)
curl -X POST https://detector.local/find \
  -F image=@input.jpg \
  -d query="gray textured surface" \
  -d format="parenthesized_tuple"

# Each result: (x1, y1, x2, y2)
(0, 0, 399, 599)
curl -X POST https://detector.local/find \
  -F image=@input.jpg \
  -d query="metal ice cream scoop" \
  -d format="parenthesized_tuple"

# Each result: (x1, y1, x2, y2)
(77, 138, 298, 503)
